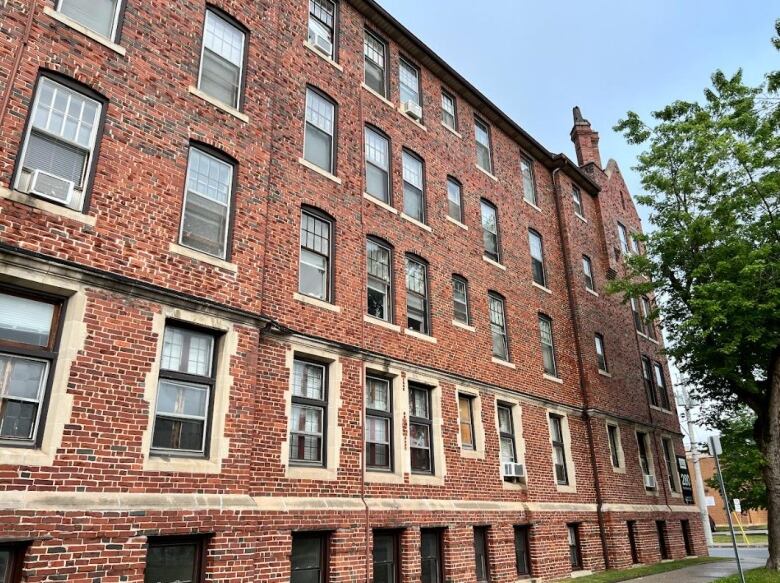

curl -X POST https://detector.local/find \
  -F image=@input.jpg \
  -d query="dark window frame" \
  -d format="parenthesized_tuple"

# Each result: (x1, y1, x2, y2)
(398, 55, 422, 112)
(458, 393, 476, 451)
(0, 540, 30, 583)
(372, 529, 401, 583)
(299, 205, 335, 303)
(366, 236, 394, 323)
(528, 228, 547, 288)
(0, 284, 65, 449)
(307, 0, 340, 62)
(681, 520, 694, 556)
(627, 521, 640, 564)
(451, 274, 470, 325)
(289, 356, 329, 467)
(365, 373, 393, 472)
(11, 69, 109, 214)
(420, 528, 444, 583)
(572, 185, 584, 217)
(488, 291, 509, 361)
(473, 526, 490, 582)
(480, 198, 501, 263)
(641, 356, 658, 407)
(498, 402, 517, 466)
(607, 424, 621, 468)
(550, 413, 569, 486)
(144, 534, 210, 583)
(514, 525, 532, 577)
(662, 437, 678, 492)
(401, 148, 426, 223)
(637, 431, 653, 484)
(291, 531, 330, 583)
(405, 254, 430, 335)
(595, 333, 609, 373)
(656, 520, 670, 560)
(446, 176, 463, 223)
(641, 296, 657, 340)
(364, 124, 392, 204)
(441, 88, 457, 131)
(582, 255, 595, 291)
(474, 116, 493, 174)
(567, 524, 583, 570)
(654, 362, 671, 410)
(409, 382, 434, 474)
(539, 313, 558, 378)
(303, 85, 339, 175)
(520, 155, 537, 206)
(363, 28, 389, 98)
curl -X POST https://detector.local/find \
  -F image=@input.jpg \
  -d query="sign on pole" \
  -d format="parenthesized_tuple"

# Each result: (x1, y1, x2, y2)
(709, 435, 723, 456)
(733, 499, 742, 513)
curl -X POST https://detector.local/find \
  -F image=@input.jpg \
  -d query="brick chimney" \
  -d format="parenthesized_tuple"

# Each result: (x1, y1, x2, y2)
(570, 106, 602, 168)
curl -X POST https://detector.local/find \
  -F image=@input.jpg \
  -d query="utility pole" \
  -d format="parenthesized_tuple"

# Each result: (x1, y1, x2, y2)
(710, 435, 746, 583)
(677, 386, 714, 546)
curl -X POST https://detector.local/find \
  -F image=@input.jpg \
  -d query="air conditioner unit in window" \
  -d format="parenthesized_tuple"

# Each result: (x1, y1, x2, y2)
(312, 33, 333, 57)
(643, 474, 657, 489)
(401, 100, 423, 121)
(29, 169, 74, 205)
(503, 462, 526, 482)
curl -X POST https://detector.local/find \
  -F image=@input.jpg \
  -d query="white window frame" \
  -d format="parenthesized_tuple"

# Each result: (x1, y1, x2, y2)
(303, 87, 336, 173)
(399, 57, 421, 107)
(56, 0, 123, 41)
(197, 9, 246, 110)
(474, 118, 493, 173)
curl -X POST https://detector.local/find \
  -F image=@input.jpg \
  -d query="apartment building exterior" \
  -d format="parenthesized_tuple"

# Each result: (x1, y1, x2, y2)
(0, 0, 705, 581)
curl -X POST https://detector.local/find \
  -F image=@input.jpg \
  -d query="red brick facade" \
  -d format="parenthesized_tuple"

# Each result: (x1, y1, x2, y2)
(0, 0, 705, 581)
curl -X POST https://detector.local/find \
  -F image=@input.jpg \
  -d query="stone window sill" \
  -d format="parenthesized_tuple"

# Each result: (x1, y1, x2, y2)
(532, 282, 552, 294)
(361, 83, 395, 109)
(543, 374, 563, 384)
(303, 41, 343, 71)
(404, 328, 437, 344)
(492, 357, 516, 369)
(0, 186, 96, 226)
(43, 7, 126, 55)
(400, 212, 432, 232)
(298, 158, 342, 184)
(482, 255, 506, 271)
(399, 110, 427, 131)
(650, 405, 674, 415)
(188, 86, 249, 122)
(364, 314, 400, 332)
(363, 193, 397, 214)
(452, 320, 475, 332)
(293, 292, 342, 313)
(524, 199, 542, 213)
(475, 164, 498, 182)
(575, 212, 588, 223)
(446, 215, 468, 230)
(169, 242, 238, 273)
(586, 288, 599, 297)
(441, 122, 462, 138)
(598, 370, 612, 378)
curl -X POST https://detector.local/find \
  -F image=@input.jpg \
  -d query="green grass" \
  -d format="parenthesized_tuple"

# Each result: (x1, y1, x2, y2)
(713, 534, 768, 545)
(713, 568, 780, 582)
(565, 557, 727, 582)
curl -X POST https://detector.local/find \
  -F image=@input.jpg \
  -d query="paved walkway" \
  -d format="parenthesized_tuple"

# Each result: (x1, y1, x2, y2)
(631, 547, 768, 582)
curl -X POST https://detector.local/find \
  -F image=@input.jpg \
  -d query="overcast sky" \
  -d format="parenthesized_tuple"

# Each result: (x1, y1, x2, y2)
(375, 0, 777, 443)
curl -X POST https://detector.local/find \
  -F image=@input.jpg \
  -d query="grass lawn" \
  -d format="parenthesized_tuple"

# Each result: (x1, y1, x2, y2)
(566, 557, 727, 582)
(713, 533, 768, 545)
(713, 568, 779, 582)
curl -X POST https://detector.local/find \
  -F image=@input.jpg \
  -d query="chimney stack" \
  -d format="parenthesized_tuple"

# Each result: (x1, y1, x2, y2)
(570, 106, 602, 168)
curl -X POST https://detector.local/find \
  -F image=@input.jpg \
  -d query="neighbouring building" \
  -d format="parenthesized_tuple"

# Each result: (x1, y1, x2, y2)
(0, 0, 706, 581)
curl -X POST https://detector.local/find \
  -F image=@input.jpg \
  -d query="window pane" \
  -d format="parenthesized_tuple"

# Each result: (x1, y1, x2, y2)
(0, 292, 55, 346)
(475, 121, 491, 172)
(458, 396, 474, 448)
(403, 152, 424, 221)
(447, 179, 461, 220)
(304, 125, 333, 172)
(409, 387, 429, 418)
(291, 535, 324, 583)
(421, 531, 441, 583)
(161, 327, 215, 377)
(0, 355, 47, 440)
(365, 128, 389, 201)
(366, 377, 389, 411)
(155, 380, 208, 418)
(500, 436, 515, 463)
(410, 423, 431, 472)
(521, 158, 536, 204)
(373, 533, 396, 583)
(59, 0, 118, 38)
(22, 131, 88, 189)
(399, 60, 419, 105)
(200, 49, 241, 107)
(31, 79, 99, 148)
(481, 202, 498, 258)
(146, 542, 197, 583)
(308, 0, 334, 57)
(453, 278, 468, 323)
(364, 33, 386, 96)
(364, 60, 385, 96)
(529, 231, 545, 286)
(293, 361, 325, 400)
(290, 405, 323, 463)
(441, 93, 456, 128)
(367, 241, 391, 321)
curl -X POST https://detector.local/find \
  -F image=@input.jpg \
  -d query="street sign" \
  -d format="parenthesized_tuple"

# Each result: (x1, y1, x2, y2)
(677, 455, 695, 504)
(734, 499, 742, 513)
(709, 435, 723, 456)
(705, 496, 716, 507)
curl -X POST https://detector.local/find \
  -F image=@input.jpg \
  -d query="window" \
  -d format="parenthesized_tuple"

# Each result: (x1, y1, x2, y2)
(441, 90, 456, 130)
(627, 521, 640, 564)
(595, 333, 609, 373)
(308, 0, 336, 59)
(364, 31, 387, 97)
(618, 222, 630, 255)
(630, 234, 641, 255)
(488, 293, 509, 361)
(567, 525, 583, 570)
(406, 257, 429, 334)
(514, 526, 531, 577)
(681, 520, 694, 556)
(373, 531, 399, 583)
(539, 315, 558, 377)
(145, 536, 206, 583)
(409, 383, 433, 473)
(572, 186, 584, 217)
(498, 404, 517, 465)
(637, 431, 652, 484)
(480, 200, 500, 262)
(0, 289, 61, 445)
(550, 414, 569, 485)
(14, 75, 104, 211)
(399, 58, 421, 108)
(57, 0, 122, 40)
(365, 127, 390, 202)
(662, 438, 678, 492)
(521, 157, 536, 206)
(198, 9, 246, 109)
(289, 359, 327, 466)
(179, 146, 234, 259)
(452, 276, 469, 325)
(654, 363, 670, 409)
(582, 256, 595, 291)
(473, 527, 490, 582)
(0, 542, 26, 583)
(474, 118, 492, 173)
(630, 298, 643, 333)
(151, 324, 217, 456)
(458, 394, 476, 450)
(402, 151, 425, 222)
(656, 521, 669, 560)
(367, 239, 392, 322)
(446, 177, 463, 222)
(304, 88, 336, 173)
(641, 356, 658, 407)
(299, 209, 332, 301)
(420, 529, 443, 583)
(528, 229, 547, 287)
(366, 375, 392, 470)
(607, 424, 621, 468)
(291, 533, 328, 583)
(641, 297, 657, 340)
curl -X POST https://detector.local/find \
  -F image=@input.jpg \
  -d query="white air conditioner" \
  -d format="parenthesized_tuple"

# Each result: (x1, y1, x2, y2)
(401, 100, 423, 121)
(643, 474, 657, 489)
(503, 462, 526, 482)
(29, 169, 74, 205)
(312, 33, 333, 57)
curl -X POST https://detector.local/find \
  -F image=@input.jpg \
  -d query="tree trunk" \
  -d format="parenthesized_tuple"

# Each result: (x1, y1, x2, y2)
(763, 353, 780, 570)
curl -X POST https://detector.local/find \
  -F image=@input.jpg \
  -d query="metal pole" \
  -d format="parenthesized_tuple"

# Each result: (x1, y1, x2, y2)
(711, 436, 746, 583)
(681, 390, 714, 545)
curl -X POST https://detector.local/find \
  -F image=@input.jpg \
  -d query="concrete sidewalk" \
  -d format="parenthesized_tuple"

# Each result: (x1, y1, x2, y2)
(630, 547, 767, 582)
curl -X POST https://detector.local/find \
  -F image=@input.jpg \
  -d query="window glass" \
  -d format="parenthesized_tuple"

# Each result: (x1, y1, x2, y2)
(420, 530, 442, 583)
(365, 128, 390, 202)
(290, 360, 327, 465)
(595, 334, 608, 372)
(637, 431, 651, 477)
(0, 355, 48, 440)
(145, 540, 201, 583)
(372, 532, 397, 583)
(291, 534, 326, 583)
(475, 119, 492, 173)
(654, 363, 670, 409)
(550, 415, 568, 485)
(498, 405, 516, 464)
(367, 240, 392, 321)
(308, 0, 335, 58)
(452, 277, 469, 324)
(582, 256, 595, 291)
(366, 376, 391, 470)
(402, 151, 424, 222)
(200, 10, 245, 108)
(447, 178, 462, 221)
(299, 211, 331, 301)
(0, 292, 55, 347)
(473, 527, 489, 582)
(409, 384, 432, 473)
(528, 230, 546, 287)
(481, 201, 499, 262)
(663, 438, 678, 492)
(304, 89, 335, 172)
(514, 527, 531, 576)
(572, 186, 583, 216)
(399, 59, 420, 106)
(458, 394, 475, 449)
(489, 294, 508, 360)
(567, 525, 582, 569)
(406, 258, 428, 334)
(539, 315, 557, 377)
(521, 157, 536, 205)
(608, 425, 621, 467)
(441, 91, 456, 129)
(58, 0, 119, 39)
(364, 32, 386, 96)
(618, 222, 629, 254)
(642, 357, 658, 406)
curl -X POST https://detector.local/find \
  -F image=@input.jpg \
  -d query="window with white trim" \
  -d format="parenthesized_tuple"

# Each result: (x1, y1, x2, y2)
(289, 358, 327, 466)
(528, 229, 547, 287)
(475, 118, 492, 173)
(14, 76, 103, 211)
(406, 257, 429, 334)
(307, 0, 336, 60)
(489, 293, 509, 361)
(498, 403, 517, 465)
(618, 222, 630, 255)
(402, 150, 425, 222)
(595, 333, 609, 373)
(481, 200, 500, 262)
(572, 186, 584, 216)
(304, 88, 336, 173)
(637, 431, 653, 487)
(151, 324, 217, 456)
(550, 414, 569, 485)
(458, 393, 476, 451)
(582, 255, 595, 292)
(367, 238, 392, 322)
(198, 9, 246, 109)
(447, 177, 463, 222)
(179, 146, 234, 259)
(0, 289, 61, 446)
(363, 31, 387, 97)
(539, 315, 557, 377)
(441, 90, 456, 130)
(299, 209, 332, 302)
(365, 375, 392, 470)
(56, 0, 122, 40)
(399, 58, 421, 108)
(452, 276, 469, 325)
(365, 126, 390, 203)
(409, 383, 433, 473)
(521, 156, 536, 205)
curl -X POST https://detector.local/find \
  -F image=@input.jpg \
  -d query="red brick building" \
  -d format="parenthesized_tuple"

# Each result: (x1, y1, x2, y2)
(0, 0, 705, 581)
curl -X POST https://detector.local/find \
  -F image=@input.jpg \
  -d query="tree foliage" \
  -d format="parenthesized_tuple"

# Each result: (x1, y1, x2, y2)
(706, 411, 767, 512)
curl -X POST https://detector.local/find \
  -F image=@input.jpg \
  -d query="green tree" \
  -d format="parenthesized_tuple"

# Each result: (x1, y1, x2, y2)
(706, 411, 767, 512)
(612, 20, 780, 569)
